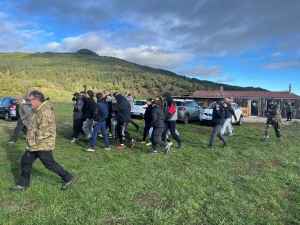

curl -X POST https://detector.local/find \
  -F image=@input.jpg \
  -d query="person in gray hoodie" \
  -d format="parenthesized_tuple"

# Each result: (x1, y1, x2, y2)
(161, 92, 183, 149)
(9, 96, 32, 145)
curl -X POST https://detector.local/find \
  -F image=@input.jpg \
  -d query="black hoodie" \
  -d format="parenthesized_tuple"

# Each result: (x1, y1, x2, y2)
(112, 94, 131, 122)
(211, 100, 225, 126)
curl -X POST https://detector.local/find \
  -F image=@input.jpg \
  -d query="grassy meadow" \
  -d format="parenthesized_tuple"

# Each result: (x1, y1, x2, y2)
(1, 104, 300, 224)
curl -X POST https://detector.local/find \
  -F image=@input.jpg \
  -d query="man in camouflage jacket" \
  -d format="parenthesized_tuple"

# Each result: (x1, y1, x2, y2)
(262, 98, 282, 142)
(10, 90, 76, 191)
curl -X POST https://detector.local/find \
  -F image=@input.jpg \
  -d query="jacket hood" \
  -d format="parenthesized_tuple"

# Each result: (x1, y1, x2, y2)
(33, 100, 53, 113)
(163, 92, 171, 100)
(115, 94, 125, 103)
(216, 100, 223, 107)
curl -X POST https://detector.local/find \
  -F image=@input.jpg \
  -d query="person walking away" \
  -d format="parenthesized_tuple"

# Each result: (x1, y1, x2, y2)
(82, 90, 96, 143)
(125, 91, 140, 131)
(220, 102, 237, 136)
(286, 102, 293, 121)
(84, 93, 110, 152)
(141, 98, 153, 143)
(105, 95, 114, 138)
(9, 96, 32, 145)
(262, 98, 282, 142)
(150, 100, 171, 154)
(113, 93, 136, 149)
(207, 100, 228, 150)
(161, 92, 183, 149)
(10, 90, 76, 191)
(71, 92, 85, 143)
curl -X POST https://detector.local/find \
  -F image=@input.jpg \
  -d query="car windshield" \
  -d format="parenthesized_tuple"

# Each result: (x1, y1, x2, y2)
(134, 101, 146, 106)
(175, 101, 184, 106)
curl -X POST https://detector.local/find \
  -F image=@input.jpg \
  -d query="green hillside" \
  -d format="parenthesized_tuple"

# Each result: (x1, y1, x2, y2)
(0, 49, 266, 101)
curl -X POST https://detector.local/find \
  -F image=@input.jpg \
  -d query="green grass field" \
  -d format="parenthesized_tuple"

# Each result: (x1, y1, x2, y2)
(1, 104, 300, 224)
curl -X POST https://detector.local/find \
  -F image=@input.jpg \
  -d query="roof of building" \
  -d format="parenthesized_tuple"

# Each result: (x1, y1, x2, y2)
(192, 90, 300, 99)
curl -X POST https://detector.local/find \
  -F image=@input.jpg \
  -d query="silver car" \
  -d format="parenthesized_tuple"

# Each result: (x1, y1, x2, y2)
(174, 99, 203, 124)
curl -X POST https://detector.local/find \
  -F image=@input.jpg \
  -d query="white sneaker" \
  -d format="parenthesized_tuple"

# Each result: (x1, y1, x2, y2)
(146, 142, 152, 146)
(8, 141, 16, 145)
(103, 147, 111, 150)
(168, 142, 173, 146)
(84, 147, 94, 152)
(140, 141, 146, 144)
(70, 138, 78, 143)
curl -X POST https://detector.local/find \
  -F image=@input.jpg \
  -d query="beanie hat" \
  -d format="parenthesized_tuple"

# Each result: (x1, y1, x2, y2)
(269, 98, 275, 102)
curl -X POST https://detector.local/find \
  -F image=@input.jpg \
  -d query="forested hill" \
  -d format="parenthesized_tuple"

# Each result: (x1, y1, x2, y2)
(0, 49, 267, 101)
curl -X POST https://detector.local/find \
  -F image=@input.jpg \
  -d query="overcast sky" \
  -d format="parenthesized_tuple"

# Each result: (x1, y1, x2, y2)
(1, 0, 300, 95)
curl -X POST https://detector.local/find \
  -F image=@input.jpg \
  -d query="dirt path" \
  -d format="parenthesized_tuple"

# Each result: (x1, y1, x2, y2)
(243, 117, 299, 124)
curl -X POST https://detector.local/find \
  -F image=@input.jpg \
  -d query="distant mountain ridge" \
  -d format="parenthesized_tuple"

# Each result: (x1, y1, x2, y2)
(0, 49, 268, 101)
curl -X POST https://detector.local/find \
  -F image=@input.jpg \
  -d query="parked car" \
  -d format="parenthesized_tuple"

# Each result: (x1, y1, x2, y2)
(174, 99, 203, 124)
(0, 97, 32, 121)
(130, 100, 147, 118)
(199, 102, 243, 125)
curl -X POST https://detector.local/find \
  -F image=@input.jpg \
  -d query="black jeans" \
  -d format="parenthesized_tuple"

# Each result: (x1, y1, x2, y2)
(143, 121, 152, 141)
(151, 127, 168, 150)
(115, 122, 133, 144)
(11, 119, 27, 143)
(19, 150, 73, 187)
(209, 125, 227, 146)
(162, 121, 181, 143)
(129, 119, 139, 128)
(287, 112, 292, 121)
(72, 119, 84, 139)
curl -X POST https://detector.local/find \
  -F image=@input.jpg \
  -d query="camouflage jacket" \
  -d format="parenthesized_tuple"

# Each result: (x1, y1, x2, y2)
(265, 103, 281, 123)
(26, 100, 56, 151)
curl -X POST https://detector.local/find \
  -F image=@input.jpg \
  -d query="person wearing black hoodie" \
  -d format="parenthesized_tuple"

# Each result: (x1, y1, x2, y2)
(207, 100, 228, 150)
(150, 100, 170, 154)
(113, 93, 136, 149)
(162, 92, 183, 149)
(141, 98, 153, 143)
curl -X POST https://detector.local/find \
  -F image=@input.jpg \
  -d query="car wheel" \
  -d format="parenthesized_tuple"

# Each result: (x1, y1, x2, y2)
(238, 116, 243, 125)
(183, 114, 189, 124)
(4, 111, 12, 121)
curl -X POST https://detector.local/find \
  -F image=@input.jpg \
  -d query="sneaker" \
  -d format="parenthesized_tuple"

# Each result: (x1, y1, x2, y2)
(61, 177, 76, 190)
(131, 139, 137, 148)
(164, 144, 170, 154)
(228, 133, 233, 137)
(178, 142, 183, 149)
(261, 137, 268, 142)
(168, 142, 173, 146)
(8, 141, 16, 145)
(151, 150, 158, 154)
(278, 137, 282, 142)
(223, 142, 228, 148)
(207, 145, 213, 150)
(136, 125, 140, 132)
(84, 147, 94, 152)
(98, 134, 103, 137)
(108, 134, 114, 139)
(116, 145, 126, 149)
(140, 141, 146, 144)
(9, 185, 28, 191)
(146, 142, 152, 146)
(70, 138, 78, 143)
(103, 147, 111, 150)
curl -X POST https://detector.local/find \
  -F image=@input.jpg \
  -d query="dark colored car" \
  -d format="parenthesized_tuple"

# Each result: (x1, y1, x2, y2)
(0, 97, 32, 121)
(174, 99, 203, 124)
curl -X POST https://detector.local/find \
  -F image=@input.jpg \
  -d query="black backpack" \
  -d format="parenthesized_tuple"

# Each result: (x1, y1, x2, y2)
(94, 102, 108, 121)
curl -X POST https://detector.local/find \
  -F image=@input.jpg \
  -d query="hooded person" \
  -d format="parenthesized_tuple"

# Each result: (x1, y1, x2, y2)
(207, 100, 228, 150)
(161, 92, 183, 149)
(112, 94, 136, 149)
(105, 95, 114, 138)
(262, 98, 282, 142)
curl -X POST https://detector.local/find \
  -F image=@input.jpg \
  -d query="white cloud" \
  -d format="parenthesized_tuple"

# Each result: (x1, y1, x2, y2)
(261, 61, 300, 70)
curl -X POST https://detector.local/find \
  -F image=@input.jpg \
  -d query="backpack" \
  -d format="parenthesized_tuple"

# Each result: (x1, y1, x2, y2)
(94, 102, 108, 121)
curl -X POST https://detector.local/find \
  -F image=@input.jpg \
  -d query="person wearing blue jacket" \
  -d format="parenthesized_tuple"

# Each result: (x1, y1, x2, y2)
(207, 100, 228, 150)
(113, 93, 136, 149)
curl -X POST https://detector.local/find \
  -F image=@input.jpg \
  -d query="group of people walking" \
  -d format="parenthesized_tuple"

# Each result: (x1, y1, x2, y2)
(7, 89, 285, 192)
(71, 89, 184, 154)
